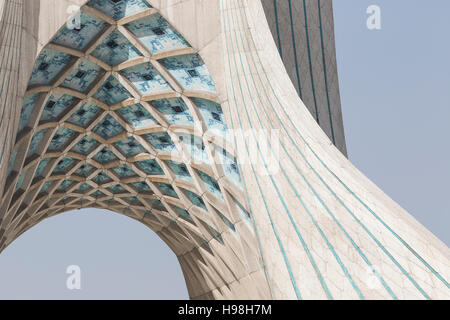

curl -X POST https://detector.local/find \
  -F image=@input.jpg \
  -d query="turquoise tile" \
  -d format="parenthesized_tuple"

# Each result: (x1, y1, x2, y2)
(135, 159, 163, 175)
(52, 10, 106, 50)
(113, 136, 147, 157)
(143, 132, 175, 153)
(126, 13, 189, 54)
(67, 102, 101, 128)
(92, 114, 125, 139)
(159, 54, 215, 92)
(48, 127, 76, 152)
(88, 0, 151, 21)
(151, 98, 193, 126)
(117, 103, 157, 128)
(92, 147, 119, 164)
(91, 29, 142, 66)
(40, 93, 78, 122)
(121, 62, 171, 95)
(29, 49, 73, 87)
(61, 59, 103, 93)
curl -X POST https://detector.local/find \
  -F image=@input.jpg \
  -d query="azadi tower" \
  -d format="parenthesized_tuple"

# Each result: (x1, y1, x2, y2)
(0, 0, 448, 300)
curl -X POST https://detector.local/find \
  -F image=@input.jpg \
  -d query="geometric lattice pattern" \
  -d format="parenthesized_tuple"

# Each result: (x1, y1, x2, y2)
(3, 0, 247, 261)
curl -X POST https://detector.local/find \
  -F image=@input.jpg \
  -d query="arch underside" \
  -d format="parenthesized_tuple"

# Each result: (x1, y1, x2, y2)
(0, 0, 267, 300)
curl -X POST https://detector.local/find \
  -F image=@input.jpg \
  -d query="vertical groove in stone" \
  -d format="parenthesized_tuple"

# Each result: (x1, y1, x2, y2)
(0, 0, 24, 199)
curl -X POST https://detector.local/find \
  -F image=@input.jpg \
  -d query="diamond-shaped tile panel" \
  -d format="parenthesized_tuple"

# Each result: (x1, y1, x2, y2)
(39, 181, 53, 195)
(29, 49, 73, 87)
(87, 0, 151, 21)
(91, 190, 106, 198)
(92, 147, 119, 164)
(159, 54, 216, 92)
(111, 163, 137, 178)
(121, 63, 171, 95)
(129, 181, 152, 193)
(67, 102, 102, 128)
(124, 196, 141, 205)
(235, 199, 253, 227)
(19, 94, 40, 131)
(150, 199, 166, 211)
(53, 157, 76, 175)
(61, 59, 103, 93)
(165, 160, 192, 182)
(74, 163, 96, 177)
(196, 170, 223, 200)
(57, 180, 76, 192)
(7, 148, 18, 177)
(182, 188, 207, 211)
(214, 145, 242, 188)
(15, 171, 26, 191)
(192, 98, 228, 139)
(216, 210, 236, 233)
(51, 11, 107, 50)
(135, 159, 163, 175)
(117, 104, 157, 128)
(78, 183, 93, 192)
(27, 129, 46, 157)
(90, 30, 142, 66)
(70, 135, 100, 155)
(107, 184, 127, 194)
(142, 132, 175, 153)
(113, 136, 146, 157)
(126, 13, 189, 54)
(172, 205, 193, 223)
(156, 182, 178, 198)
(92, 171, 113, 185)
(93, 76, 132, 106)
(48, 128, 77, 153)
(34, 158, 52, 178)
(151, 98, 193, 125)
(206, 224, 224, 244)
(177, 133, 210, 164)
(92, 114, 125, 139)
(40, 93, 78, 122)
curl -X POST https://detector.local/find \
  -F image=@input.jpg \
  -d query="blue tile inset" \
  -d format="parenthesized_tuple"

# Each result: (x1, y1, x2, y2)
(92, 147, 119, 164)
(20, 94, 39, 131)
(40, 93, 78, 122)
(88, 0, 151, 21)
(52, 10, 107, 50)
(121, 62, 171, 95)
(143, 132, 175, 153)
(29, 49, 73, 87)
(192, 98, 228, 139)
(126, 13, 189, 54)
(93, 76, 132, 106)
(67, 102, 102, 128)
(196, 170, 223, 200)
(71, 135, 99, 155)
(151, 98, 193, 126)
(159, 54, 215, 92)
(48, 127, 77, 152)
(61, 59, 103, 93)
(92, 114, 125, 139)
(113, 136, 147, 157)
(135, 159, 163, 175)
(91, 29, 142, 66)
(117, 103, 157, 128)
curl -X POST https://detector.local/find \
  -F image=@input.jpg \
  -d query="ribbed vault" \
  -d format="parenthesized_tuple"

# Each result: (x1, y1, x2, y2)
(0, 0, 267, 300)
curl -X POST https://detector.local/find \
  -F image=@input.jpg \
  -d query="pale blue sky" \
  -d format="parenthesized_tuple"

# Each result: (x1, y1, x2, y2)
(0, 0, 448, 299)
